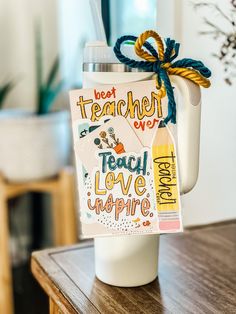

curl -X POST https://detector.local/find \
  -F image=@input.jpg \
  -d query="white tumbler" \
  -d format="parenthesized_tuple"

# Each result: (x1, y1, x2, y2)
(82, 41, 201, 287)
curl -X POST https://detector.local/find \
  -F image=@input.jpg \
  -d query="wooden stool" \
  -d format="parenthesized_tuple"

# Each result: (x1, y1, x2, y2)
(0, 167, 78, 314)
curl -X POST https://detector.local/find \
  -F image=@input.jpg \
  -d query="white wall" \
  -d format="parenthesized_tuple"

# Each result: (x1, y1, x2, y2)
(157, 0, 236, 226)
(0, 0, 58, 110)
(58, 0, 98, 88)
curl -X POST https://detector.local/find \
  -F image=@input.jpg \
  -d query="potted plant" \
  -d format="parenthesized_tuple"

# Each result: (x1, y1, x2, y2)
(0, 24, 71, 182)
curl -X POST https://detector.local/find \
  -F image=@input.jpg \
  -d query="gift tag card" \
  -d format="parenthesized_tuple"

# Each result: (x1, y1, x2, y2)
(151, 120, 182, 232)
(69, 80, 183, 238)
(75, 116, 143, 174)
(69, 80, 169, 147)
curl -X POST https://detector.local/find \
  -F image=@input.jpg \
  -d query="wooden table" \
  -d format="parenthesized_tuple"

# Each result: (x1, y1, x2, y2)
(31, 222, 236, 314)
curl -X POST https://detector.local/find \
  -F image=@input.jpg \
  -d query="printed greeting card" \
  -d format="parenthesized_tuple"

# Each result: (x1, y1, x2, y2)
(69, 80, 183, 238)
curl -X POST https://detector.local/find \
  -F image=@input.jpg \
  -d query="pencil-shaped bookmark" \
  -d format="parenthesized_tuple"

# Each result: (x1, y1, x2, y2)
(151, 120, 182, 233)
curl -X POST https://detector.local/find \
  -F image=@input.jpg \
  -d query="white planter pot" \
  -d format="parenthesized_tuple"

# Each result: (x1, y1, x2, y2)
(0, 109, 71, 182)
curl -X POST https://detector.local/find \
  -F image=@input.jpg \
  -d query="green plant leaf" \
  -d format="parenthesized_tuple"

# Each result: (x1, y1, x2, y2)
(46, 57, 60, 89)
(37, 80, 64, 115)
(35, 21, 64, 115)
(35, 20, 43, 109)
(0, 81, 15, 108)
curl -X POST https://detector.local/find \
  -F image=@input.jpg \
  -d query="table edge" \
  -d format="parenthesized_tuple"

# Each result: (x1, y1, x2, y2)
(31, 241, 99, 314)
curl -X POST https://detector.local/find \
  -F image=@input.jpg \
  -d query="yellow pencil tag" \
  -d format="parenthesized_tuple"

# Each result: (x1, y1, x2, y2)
(151, 120, 182, 232)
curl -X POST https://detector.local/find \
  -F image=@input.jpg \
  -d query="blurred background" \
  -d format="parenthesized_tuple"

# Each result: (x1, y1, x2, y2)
(0, 0, 235, 313)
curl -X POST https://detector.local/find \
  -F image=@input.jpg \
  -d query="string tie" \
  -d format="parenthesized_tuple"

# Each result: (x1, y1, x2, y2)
(114, 30, 211, 124)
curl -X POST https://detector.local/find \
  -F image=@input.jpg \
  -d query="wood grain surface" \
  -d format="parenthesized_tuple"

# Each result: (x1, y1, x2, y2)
(31, 222, 236, 314)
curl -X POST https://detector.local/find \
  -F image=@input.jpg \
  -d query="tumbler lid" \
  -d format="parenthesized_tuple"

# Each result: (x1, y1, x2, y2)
(83, 41, 144, 64)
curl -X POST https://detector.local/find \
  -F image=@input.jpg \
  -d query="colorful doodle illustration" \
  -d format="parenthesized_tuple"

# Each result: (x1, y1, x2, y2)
(94, 127, 126, 154)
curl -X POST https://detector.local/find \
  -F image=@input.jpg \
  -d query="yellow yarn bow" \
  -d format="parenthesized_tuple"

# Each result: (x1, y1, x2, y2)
(114, 30, 211, 123)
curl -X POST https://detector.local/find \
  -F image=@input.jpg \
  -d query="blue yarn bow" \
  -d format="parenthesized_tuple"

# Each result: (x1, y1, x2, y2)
(114, 34, 211, 124)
